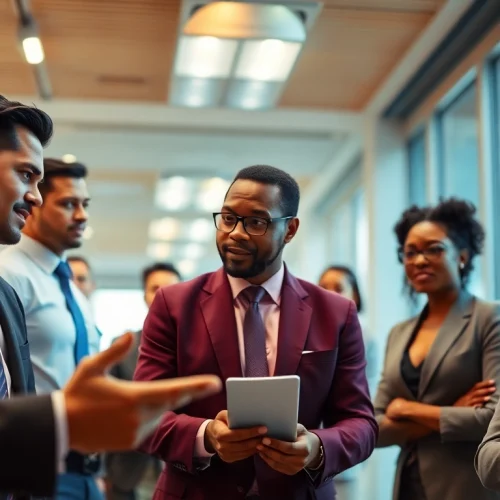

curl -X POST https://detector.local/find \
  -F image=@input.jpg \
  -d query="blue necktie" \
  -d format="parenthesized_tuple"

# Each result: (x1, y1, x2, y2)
(54, 261, 89, 364)
(0, 362, 8, 399)
(241, 286, 269, 377)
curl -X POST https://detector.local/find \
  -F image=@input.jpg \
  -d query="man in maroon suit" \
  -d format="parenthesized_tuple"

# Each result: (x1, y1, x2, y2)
(134, 165, 377, 500)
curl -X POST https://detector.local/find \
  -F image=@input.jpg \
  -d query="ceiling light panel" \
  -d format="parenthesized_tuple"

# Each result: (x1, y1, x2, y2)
(225, 80, 282, 110)
(234, 39, 302, 82)
(174, 36, 238, 78)
(155, 176, 192, 211)
(170, 76, 225, 108)
(196, 177, 230, 211)
(148, 217, 213, 243)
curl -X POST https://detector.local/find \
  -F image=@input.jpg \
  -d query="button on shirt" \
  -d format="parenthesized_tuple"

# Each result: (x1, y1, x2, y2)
(0, 235, 100, 393)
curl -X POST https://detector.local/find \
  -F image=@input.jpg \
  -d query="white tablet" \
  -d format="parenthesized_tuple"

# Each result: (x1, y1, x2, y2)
(226, 375, 300, 442)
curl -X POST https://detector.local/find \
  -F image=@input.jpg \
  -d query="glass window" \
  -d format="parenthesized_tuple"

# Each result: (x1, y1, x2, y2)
(353, 189, 368, 300)
(407, 131, 427, 206)
(438, 83, 480, 206)
(492, 56, 500, 298)
(330, 203, 354, 267)
(91, 289, 148, 349)
(437, 82, 484, 297)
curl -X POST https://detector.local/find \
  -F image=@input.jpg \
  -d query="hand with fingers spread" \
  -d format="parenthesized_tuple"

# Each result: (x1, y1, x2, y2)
(204, 410, 267, 463)
(454, 379, 496, 408)
(64, 332, 222, 454)
(256, 424, 323, 475)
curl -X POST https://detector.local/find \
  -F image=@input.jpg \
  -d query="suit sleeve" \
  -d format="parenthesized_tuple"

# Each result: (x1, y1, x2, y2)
(475, 399, 500, 491)
(313, 301, 378, 482)
(440, 303, 500, 442)
(0, 394, 56, 496)
(133, 291, 207, 473)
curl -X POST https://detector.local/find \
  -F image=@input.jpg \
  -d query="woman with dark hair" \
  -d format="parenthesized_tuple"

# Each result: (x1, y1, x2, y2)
(319, 265, 363, 312)
(374, 198, 500, 500)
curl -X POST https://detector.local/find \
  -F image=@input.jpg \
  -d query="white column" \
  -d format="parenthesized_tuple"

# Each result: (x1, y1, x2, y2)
(358, 117, 411, 500)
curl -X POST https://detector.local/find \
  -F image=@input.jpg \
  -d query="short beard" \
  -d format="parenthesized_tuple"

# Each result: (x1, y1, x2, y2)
(219, 241, 285, 279)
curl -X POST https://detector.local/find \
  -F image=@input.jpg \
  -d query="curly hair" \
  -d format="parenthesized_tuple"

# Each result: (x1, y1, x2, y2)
(394, 197, 485, 291)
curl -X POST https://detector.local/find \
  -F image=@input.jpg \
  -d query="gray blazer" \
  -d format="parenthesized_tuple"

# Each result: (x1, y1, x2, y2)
(106, 332, 161, 494)
(374, 292, 500, 500)
(475, 391, 500, 490)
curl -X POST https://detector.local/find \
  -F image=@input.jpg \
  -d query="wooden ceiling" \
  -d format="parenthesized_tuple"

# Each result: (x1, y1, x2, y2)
(0, 0, 445, 110)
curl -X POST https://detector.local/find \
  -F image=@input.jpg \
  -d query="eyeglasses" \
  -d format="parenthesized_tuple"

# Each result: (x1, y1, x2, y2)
(213, 212, 293, 236)
(398, 245, 447, 263)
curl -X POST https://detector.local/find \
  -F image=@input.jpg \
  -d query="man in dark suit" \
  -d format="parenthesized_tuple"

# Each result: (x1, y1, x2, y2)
(135, 165, 377, 500)
(106, 262, 181, 500)
(0, 95, 222, 498)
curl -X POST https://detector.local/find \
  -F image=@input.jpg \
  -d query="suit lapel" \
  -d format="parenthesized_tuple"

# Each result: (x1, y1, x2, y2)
(418, 292, 474, 398)
(0, 282, 26, 393)
(274, 270, 312, 376)
(200, 269, 242, 380)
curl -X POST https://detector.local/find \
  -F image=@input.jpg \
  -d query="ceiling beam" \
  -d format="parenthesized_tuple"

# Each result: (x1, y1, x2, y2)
(366, 0, 474, 117)
(8, 96, 363, 135)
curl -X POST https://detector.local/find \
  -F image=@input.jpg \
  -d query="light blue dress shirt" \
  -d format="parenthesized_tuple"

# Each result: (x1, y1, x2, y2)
(0, 235, 100, 394)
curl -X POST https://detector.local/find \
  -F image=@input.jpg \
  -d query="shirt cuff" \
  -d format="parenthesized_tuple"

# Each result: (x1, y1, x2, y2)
(194, 419, 215, 458)
(51, 390, 69, 474)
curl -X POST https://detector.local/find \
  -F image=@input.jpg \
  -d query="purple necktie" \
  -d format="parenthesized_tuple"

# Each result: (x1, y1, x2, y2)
(241, 286, 269, 377)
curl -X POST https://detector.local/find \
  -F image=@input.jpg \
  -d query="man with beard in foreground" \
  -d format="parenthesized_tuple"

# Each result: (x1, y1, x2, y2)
(135, 164, 377, 500)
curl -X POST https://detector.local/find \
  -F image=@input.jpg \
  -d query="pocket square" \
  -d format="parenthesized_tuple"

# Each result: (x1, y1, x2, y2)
(302, 350, 314, 354)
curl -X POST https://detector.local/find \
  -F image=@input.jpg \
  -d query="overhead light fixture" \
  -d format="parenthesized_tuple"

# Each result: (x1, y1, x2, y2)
(82, 226, 94, 240)
(197, 177, 230, 211)
(62, 154, 77, 163)
(189, 218, 213, 242)
(175, 36, 238, 79)
(148, 218, 180, 241)
(147, 242, 172, 260)
(155, 176, 192, 211)
(19, 17, 45, 65)
(234, 39, 302, 82)
(170, 1, 317, 110)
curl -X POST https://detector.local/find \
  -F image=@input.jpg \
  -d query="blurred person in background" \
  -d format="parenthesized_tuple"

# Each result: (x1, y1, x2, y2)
(68, 255, 96, 300)
(106, 262, 181, 500)
(374, 198, 500, 500)
(318, 265, 378, 500)
(318, 265, 377, 384)
(0, 157, 104, 500)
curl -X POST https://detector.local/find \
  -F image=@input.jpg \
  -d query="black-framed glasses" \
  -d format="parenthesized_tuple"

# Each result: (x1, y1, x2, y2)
(213, 212, 293, 236)
(398, 245, 447, 263)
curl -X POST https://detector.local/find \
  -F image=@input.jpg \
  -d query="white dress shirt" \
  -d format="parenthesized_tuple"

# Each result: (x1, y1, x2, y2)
(0, 235, 100, 393)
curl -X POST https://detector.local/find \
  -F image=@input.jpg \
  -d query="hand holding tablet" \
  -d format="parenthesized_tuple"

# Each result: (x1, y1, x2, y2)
(226, 375, 300, 442)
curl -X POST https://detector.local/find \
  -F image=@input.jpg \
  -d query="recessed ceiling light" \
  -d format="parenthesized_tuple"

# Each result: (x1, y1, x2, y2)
(62, 154, 77, 163)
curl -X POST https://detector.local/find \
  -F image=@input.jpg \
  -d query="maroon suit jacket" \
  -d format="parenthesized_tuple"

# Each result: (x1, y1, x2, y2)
(134, 267, 377, 500)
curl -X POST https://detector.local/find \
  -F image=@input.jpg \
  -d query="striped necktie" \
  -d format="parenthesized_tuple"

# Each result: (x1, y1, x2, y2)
(0, 362, 8, 399)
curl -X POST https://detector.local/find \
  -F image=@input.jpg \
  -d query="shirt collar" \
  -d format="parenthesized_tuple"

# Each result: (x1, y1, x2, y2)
(226, 264, 284, 305)
(17, 234, 63, 275)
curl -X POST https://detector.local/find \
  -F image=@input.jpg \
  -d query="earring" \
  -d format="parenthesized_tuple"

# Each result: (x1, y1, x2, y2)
(460, 262, 465, 269)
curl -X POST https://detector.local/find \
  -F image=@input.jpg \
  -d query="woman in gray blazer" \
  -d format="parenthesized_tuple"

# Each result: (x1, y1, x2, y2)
(374, 198, 500, 500)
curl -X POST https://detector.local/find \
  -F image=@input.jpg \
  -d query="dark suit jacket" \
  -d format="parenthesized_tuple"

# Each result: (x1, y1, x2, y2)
(134, 267, 377, 500)
(0, 277, 55, 498)
(106, 331, 161, 493)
